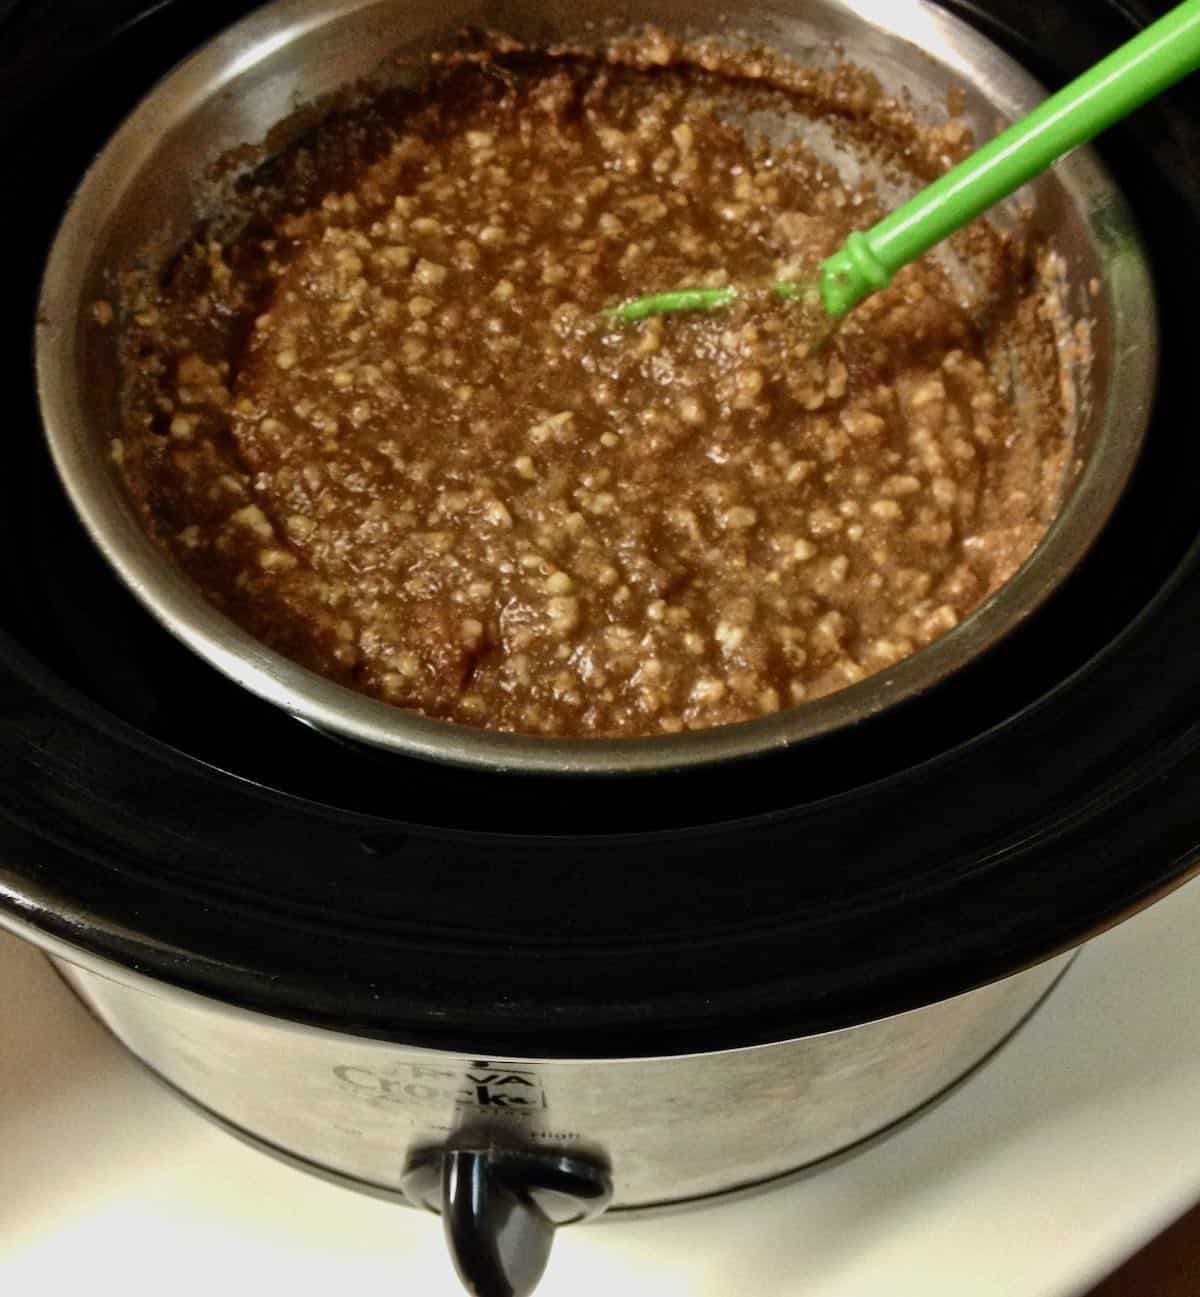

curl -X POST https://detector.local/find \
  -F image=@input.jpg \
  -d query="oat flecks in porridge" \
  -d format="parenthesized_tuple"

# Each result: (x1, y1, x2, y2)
(115, 40, 1067, 738)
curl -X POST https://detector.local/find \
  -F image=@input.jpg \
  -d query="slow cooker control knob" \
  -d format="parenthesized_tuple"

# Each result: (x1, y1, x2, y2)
(402, 1144, 612, 1297)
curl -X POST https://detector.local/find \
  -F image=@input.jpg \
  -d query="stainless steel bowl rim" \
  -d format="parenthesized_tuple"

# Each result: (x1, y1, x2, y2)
(35, 0, 1158, 776)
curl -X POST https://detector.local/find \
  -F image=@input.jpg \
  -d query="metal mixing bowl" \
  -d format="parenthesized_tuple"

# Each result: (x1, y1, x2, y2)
(35, 0, 1156, 775)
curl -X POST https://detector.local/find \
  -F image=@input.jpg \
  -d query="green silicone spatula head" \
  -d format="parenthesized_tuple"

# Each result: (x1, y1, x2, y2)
(609, 0, 1200, 329)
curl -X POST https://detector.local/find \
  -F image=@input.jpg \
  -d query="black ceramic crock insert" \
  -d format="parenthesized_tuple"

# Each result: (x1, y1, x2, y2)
(2, 0, 1198, 1057)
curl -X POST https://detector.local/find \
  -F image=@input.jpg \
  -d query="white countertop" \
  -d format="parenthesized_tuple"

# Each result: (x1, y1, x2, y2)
(4, 877, 1200, 1297)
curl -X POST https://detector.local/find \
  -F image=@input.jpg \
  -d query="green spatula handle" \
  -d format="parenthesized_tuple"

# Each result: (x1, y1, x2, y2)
(820, 0, 1200, 316)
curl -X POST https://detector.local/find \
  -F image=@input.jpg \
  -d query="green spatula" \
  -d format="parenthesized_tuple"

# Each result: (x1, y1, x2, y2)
(608, 0, 1200, 329)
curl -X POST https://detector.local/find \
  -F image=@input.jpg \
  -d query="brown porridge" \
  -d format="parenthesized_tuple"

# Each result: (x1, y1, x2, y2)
(110, 35, 1068, 739)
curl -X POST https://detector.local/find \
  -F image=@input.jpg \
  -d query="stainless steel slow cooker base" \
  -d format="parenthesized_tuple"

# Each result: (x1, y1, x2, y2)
(70, 953, 1074, 1223)
(51, 950, 1073, 1213)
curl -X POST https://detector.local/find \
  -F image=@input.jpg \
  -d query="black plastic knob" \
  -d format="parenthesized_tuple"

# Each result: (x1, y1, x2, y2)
(402, 1143, 612, 1297)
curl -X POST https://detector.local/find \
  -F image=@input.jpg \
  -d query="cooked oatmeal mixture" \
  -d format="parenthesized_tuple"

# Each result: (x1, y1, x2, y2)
(111, 37, 1068, 738)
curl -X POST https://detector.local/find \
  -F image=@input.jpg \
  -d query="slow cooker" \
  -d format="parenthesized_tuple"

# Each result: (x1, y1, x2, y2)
(3, 1, 1200, 1294)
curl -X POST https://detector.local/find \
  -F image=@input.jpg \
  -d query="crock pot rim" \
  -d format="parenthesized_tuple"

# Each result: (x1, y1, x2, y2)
(3, 0, 1200, 1058)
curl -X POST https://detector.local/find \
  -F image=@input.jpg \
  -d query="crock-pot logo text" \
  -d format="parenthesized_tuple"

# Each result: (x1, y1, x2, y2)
(333, 1061, 548, 1113)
